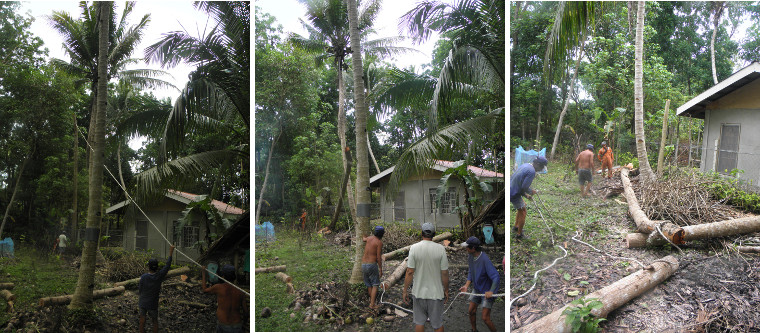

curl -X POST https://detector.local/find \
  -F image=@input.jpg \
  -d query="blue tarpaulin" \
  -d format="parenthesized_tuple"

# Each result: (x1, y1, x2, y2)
(0, 238, 14, 258)
(514, 146, 547, 173)
(255, 222, 276, 243)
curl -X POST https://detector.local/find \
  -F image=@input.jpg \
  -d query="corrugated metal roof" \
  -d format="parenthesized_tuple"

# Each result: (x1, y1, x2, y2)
(167, 190, 246, 215)
(678, 62, 760, 119)
(369, 160, 504, 185)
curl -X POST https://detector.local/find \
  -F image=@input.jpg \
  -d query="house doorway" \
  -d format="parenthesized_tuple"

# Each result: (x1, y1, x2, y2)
(717, 124, 740, 174)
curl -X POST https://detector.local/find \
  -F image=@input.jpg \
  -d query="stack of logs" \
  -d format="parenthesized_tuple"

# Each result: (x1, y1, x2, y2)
(0, 283, 14, 312)
(255, 265, 294, 294)
(621, 169, 760, 249)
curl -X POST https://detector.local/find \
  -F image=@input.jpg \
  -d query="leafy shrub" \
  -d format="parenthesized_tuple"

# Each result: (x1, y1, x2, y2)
(562, 296, 605, 333)
(101, 248, 152, 282)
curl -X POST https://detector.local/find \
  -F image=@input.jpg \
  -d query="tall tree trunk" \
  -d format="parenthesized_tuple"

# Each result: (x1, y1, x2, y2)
(330, 147, 352, 231)
(633, 1, 655, 183)
(656, 100, 670, 177)
(71, 112, 79, 243)
(70, 1, 109, 310)
(673, 117, 681, 167)
(337, 68, 358, 223)
(347, 0, 371, 284)
(117, 140, 126, 191)
(255, 129, 281, 225)
(711, 2, 725, 85)
(0, 150, 33, 240)
(367, 133, 380, 174)
(687, 117, 693, 167)
(535, 101, 542, 149)
(550, 43, 584, 160)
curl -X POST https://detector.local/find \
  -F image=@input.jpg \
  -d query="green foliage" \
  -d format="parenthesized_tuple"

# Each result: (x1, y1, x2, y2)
(705, 170, 760, 214)
(563, 296, 605, 333)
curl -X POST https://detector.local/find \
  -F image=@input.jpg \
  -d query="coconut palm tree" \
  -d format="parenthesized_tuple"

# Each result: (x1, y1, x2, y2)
(633, 1, 656, 182)
(69, 0, 109, 310)
(288, 0, 410, 226)
(375, 0, 505, 201)
(140, 2, 249, 204)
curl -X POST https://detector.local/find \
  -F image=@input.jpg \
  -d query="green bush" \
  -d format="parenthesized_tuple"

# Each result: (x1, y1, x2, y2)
(562, 296, 605, 333)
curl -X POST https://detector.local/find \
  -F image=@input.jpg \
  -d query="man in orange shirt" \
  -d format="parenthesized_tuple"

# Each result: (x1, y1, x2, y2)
(598, 141, 614, 179)
(299, 208, 307, 231)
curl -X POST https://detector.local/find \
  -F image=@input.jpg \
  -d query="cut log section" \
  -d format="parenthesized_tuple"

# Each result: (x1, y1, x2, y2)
(620, 169, 684, 244)
(382, 232, 453, 260)
(380, 258, 408, 290)
(286, 282, 295, 294)
(254, 265, 286, 274)
(38, 286, 125, 307)
(275, 272, 292, 284)
(515, 256, 679, 333)
(628, 217, 760, 248)
(737, 245, 760, 253)
(0, 290, 14, 302)
(114, 266, 191, 288)
(0, 283, 14, 290)
(177, 300, 207, 308)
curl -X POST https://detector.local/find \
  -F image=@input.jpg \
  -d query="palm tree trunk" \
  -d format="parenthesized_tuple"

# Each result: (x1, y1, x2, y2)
(711, 2, 725, 85)
(0, 149, 33, 240)
(330, 147, 352, 231)
(535, 101, 542, 149)
(70, 1, 109, 310)
(367, 133, 380, 174)
(656, 100, 670, 177)
(71, 112, 79, 243)
(550, 43, 584, 160)
(633, 0, 655, 183)
(337, 68, 358, 223)
(347, 0, 371, 284)
(255, 129, 281, 225)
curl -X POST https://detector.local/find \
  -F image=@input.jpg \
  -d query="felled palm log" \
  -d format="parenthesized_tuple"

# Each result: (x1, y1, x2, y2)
(737, 246, 760, 253)
(515, 256, 679, 333)
(275, 272, 292, 284)
(286, 282, 295, 294)
(0, 290, 14, 302)
(621, 169, 684, 244)
(0, 283, 14, 290)
(114, 266, 191, 288)
(380, 258, 408, 290)
(255, 265, 286, 273)
(38, 286, 125, 307)
(381, 232, 453, 260)
(629, 216, 760, 248)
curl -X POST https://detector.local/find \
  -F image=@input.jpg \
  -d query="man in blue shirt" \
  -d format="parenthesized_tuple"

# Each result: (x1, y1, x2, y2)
(138, 245, 174, 333)
(510, 156, 548, 238)
(459, 236, 500, 331)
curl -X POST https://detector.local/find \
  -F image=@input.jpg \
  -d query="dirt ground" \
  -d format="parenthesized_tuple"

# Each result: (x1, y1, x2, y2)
(510, 177, 760, 332)
(294, 232, 506, 332)
(3, 259, 250, 333)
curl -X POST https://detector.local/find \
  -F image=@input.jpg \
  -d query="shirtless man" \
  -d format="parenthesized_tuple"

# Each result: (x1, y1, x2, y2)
(202, 265, 247, 333)
(362, 226, 384, 310)
(575, 144, 595, 197)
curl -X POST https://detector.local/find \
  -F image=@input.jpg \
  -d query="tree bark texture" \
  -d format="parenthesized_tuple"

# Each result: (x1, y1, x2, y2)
(381, 232, 453, 261)
(347, 0, 371, 284)
(71, 112, 79, 243)
(550, 44, 583, 160)
(254, 265, 286, 274)
(70, 1, 109, 310)
(337, 69, 358, 223)
(114, 267, 191, 288)
(380, 258, 407, 290)
(633, 0, 656, 183)
(515, 256, 679, 333)
(682, 216, 760, 241)
(656, 100, 670, 177)
(40, 286, 125, 307)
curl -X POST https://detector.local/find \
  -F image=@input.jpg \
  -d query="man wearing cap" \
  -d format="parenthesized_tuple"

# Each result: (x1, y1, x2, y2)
(138, 245, 175, 333)
(202, 264, 247, 332)
(510, 156, 548, 238)
(459, 237, 500, 331)
(403, 222, 449, 332)
(362, 226, 385, 310)
(598, 141, 614, 179)
(575, 144, 595, 197)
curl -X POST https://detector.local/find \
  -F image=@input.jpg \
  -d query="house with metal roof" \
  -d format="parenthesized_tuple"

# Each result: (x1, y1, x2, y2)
(369, 160, 504, 229)
(106, 190, 245, 263)
(678, 62, 760, 183)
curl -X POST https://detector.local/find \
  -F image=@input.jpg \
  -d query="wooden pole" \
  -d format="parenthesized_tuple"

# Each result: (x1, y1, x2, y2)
(254, 265, 286, 274)
(515, 256, 679, 333)
(381, 232, 453, 260)
(39, 286, 124, 307)
(380, 258, 408, 290)
(114, 266, 191, 288)
(657, 100, 670, 176)
(682, 216, 760, 241)
(275, 272, 292, 284)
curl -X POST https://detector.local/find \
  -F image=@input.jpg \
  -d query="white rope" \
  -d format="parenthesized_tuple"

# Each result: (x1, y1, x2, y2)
(76, 126, 250, 297)
(379, 284, 505, 316)
(509, 245, 568, 308)
(571, 230, 646, 268)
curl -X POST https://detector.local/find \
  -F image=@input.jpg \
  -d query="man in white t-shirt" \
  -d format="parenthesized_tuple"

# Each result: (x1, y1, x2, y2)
(402, 222, 449, 332)
(57, 231, 69, 255)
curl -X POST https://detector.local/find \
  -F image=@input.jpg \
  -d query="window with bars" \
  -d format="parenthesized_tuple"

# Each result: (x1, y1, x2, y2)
(172, 221, 199, 248)
(430, 187, 458, 214)
(429, 189, 438, 213)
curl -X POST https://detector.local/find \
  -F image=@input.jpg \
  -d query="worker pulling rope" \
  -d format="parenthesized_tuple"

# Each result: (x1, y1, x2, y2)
(76, 126, 250, 297)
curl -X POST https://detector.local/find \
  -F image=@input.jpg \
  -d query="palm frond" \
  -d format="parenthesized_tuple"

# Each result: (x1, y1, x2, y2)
(544, 1, 606, 83)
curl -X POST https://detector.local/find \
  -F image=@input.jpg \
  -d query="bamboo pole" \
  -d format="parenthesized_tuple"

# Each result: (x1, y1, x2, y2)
(515, 256, 679, 333)
(254, 265, 286, 274)
(381, 232, 453, 260)
(380, 258, 408, 290)
(114, 266, 191, 288)
(657, 99, 670, 177)
(39, 286, 124, 307)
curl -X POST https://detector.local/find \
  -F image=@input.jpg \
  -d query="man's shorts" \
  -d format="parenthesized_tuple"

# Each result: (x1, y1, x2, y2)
(362, 263, 380, 287)
(412, 295, 444, 329)
(578, 168, 592, 185)
(468, 294, 495, 309)
(57, 247, 66, 255)
(139, 306, 158, 319)
(216, 321, 243, 333)
(510, 195, 526, 210)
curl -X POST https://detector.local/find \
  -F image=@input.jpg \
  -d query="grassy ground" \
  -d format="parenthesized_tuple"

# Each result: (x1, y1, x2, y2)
(0, 245, 80, 324)
(254, 228, 354, 331)
(509, 162, 625, 286)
